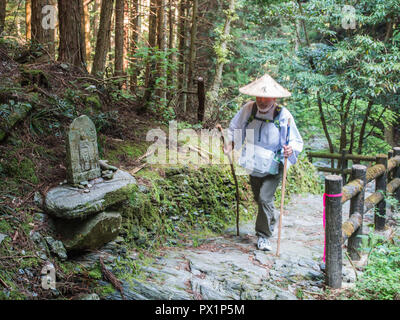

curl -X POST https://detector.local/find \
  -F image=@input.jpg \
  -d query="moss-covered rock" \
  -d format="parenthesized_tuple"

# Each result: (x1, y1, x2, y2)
(0, 100, 33, 142)
(19, 67, 49, 88)
(85, 94, 102, 110)
(53, 211, 122, 251)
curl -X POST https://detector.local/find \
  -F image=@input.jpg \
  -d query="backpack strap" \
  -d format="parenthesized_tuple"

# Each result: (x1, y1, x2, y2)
(246, 103, 283, 130)
(246, 103, 284, 143)
(245, 101, 258, 128)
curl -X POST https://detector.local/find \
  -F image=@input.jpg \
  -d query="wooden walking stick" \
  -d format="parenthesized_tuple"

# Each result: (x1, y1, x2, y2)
(216, 124, 240, 236)
(276, 118, 291, 257)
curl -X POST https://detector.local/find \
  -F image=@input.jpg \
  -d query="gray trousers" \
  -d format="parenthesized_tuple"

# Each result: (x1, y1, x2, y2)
(249, 166, 283, 239)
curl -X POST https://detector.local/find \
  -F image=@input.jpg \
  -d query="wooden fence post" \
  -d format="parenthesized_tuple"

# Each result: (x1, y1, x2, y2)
(325, 175, 343, 289)
(197, 77, 205, 123)
(348, 164, 366, 261)
(393, 147, 400, 203)
(375, 154, 388, 231)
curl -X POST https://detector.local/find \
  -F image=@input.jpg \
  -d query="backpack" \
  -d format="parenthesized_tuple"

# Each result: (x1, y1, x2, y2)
(245, 102, 283, 140)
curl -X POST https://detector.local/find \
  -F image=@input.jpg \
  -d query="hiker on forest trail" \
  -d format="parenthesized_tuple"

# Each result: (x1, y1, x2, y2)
(224, 74, 303, 251)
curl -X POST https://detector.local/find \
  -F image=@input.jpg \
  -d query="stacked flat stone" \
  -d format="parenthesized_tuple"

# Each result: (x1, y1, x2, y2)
(43, 116, 136, 252)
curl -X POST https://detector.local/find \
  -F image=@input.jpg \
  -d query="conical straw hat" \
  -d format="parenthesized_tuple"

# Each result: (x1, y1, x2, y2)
(239, 74, 291, 98)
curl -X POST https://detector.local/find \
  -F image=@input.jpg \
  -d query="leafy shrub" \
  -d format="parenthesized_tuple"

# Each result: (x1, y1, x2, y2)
(353, 238, 400, 300)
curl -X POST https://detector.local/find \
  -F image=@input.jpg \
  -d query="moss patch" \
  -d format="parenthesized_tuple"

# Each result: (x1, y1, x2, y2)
(2, 155, 39, 185)
(119, 164, 255, 250)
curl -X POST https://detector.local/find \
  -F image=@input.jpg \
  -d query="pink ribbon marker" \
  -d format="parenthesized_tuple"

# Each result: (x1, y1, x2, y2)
(323, 192, 342, 263)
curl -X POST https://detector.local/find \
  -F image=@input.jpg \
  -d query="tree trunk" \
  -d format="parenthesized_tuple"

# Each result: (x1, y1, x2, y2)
(92, 0, 101, 39)
(294, 18, 302, 50)
(82, 0, 91, 68)
(140, 0, 157, 113)
(129, 0, 140, 92)
(58, 0, 86, 70)
(187, 0, 198, 113)
(114, 0, 124, 78)
(349, 103, 356, 154)
(177, 0, 187, 115)
(317, 91, 335, 168)
(0, 0, 6, 35)
(157, 0, 167, 103)
(123, 0, 129, 75)
(209, 0, 235, 103)
(384, 124, 395, 147)
(338, 94, 353, 168)
(26, 0, 32, 40)
(357, 100, 373, 154)
(167, 0, 176, 101)
(92, 0, 114, 76)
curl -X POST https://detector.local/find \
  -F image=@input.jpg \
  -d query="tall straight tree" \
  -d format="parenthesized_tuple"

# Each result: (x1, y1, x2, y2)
(114, 0, 124, 77)
(177, 0, 187, 114)
(167, 0, 176, 100)
(31, 0, 56, 60)
(58, 0, 87, 70)
(129, 0, 140, 92)
(26, 0, 31, 40)
(0, 0, 6, 35)
(92, 0, 101, 39)
(140, 0, 157, 113)
(209, 0, 236, 103)
(187, 0, 198, 113)
(157, 0, 167, 103)
(187, 0, 198, 87)
(82, 0, 91, 67)
(92, 0, 114, 76)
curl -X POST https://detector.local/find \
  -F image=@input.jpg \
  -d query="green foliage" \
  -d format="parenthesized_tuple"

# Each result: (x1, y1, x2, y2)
(220, 0, 400, 155)
(347, 194, 400, 300)
(88, 264, 103, 280)
(352, 232, 400, 300)
(91, 110, 119, 134)
(129, 44, 179, 122)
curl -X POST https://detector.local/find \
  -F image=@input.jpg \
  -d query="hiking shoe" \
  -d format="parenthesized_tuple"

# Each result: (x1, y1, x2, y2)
(257, 237, 272, 251)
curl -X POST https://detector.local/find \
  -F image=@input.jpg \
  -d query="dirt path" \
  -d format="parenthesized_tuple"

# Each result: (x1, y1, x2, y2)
(104, 193, 368, 300)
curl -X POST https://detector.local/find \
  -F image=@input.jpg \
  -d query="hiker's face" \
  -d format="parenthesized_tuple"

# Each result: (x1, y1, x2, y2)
(256, 97, 276, 112)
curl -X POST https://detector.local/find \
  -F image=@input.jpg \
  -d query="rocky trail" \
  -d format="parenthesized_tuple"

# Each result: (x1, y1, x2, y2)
(76, 192, 380, 301)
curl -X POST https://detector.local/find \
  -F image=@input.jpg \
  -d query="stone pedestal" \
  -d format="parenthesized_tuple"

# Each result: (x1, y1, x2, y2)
(52, 212, 122, 252)
(44, 170, 136, 252)
(45, 170, 136, 220)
